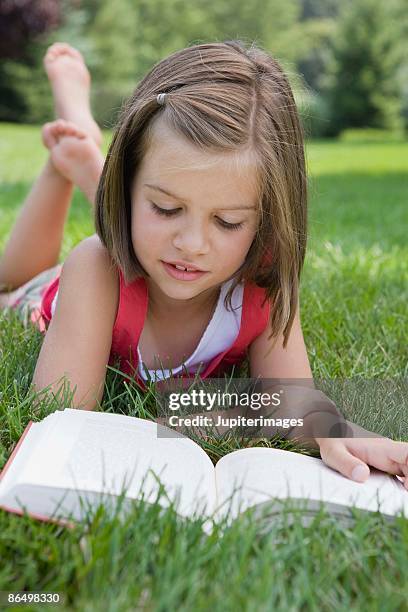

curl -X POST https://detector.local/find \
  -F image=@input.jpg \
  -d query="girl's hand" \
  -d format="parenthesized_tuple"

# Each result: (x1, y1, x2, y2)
(317, 436, 408, 490)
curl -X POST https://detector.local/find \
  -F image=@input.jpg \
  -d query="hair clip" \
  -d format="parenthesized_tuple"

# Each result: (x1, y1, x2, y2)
(156, 93, 166, 105)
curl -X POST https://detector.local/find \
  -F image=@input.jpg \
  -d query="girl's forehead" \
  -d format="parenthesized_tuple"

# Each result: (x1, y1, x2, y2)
(146, 119, 257, 169)
(138, 123, 260, 202)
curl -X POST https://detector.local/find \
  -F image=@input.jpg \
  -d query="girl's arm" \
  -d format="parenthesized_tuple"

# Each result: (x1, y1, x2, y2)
(248, 301, 322, 441)
(248, 301, 408, 489)
(31, 235, 119, 411)
(249, 304, 312, 379)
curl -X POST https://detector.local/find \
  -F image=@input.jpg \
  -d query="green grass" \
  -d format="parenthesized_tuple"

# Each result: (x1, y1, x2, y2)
(0, 123, 407, 610)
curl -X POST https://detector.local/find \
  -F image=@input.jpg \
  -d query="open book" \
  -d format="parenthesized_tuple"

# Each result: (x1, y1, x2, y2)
(0, 408, 407, 530)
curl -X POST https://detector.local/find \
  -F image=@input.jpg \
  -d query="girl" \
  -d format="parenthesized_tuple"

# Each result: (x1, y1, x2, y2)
(1, 41, 407, 489)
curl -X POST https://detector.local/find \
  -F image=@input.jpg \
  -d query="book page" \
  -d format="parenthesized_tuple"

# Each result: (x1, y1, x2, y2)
(214, 447, 408, 521)
(7, 409, 216, 519)
(0, 411, 61, 492)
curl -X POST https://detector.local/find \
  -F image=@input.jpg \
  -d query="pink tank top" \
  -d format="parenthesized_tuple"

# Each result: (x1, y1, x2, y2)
(40, 268, 271, 390)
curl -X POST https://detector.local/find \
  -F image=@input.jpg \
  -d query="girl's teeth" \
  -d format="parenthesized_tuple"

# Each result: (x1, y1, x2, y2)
(174, 264, 196, 271)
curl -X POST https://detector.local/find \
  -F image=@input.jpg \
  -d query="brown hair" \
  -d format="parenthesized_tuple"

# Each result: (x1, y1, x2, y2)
(95, 40, 307, 347)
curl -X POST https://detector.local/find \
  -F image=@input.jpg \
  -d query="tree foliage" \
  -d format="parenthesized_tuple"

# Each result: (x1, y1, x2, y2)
(0, 0, 60, 60)
(0, 0, 407, 137)
(323, 0, 408, 135)
(82, 0, 311, 125)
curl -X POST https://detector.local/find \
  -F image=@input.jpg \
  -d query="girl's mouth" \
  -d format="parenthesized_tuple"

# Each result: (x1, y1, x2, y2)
(161, 261, 208, 281)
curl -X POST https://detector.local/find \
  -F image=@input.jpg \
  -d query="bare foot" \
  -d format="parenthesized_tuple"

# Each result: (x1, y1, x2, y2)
(42, 120, 105, 207)
(43, 42, 102, 147)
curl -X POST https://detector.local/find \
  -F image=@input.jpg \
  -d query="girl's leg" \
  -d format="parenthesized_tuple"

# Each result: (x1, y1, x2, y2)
(0, 121, 104, 292)
(43, 42, 102, 146)
(0, 158, 73, 291)
(0, 42, 103, 292)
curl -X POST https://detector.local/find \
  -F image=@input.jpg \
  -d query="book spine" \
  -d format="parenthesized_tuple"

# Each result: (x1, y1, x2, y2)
(0, 503, 75, 529)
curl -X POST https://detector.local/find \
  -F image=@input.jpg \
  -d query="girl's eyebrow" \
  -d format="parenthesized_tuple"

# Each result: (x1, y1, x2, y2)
(144, 183, 256, 210)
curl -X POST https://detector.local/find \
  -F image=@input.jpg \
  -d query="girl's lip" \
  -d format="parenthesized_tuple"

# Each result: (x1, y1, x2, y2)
(161, 261, 208, 281)
(165, 260, 206, 272)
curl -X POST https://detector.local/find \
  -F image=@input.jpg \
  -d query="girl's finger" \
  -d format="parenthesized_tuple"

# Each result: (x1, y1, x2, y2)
(320, 442, 370, 482)
(398, 464, 408, 483)
(400, 464, 408, 476)
(385, 441, 408, 467)
(345, 439, 408, 476)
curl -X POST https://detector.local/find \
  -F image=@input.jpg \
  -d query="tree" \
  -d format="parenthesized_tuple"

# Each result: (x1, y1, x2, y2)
(323, 0, 407, 135)
(300, 0, 340, 20)
(80, 0, 313, 125)
(0, 0, 62, 122)
(0, 0, 335, 126)
(0, 0, 60, 60)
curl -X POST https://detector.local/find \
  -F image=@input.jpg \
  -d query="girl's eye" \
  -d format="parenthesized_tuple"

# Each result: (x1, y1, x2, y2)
(150, 202, 244, 231)
(216, 218, 244, 231)
(150, 202, 180, 216)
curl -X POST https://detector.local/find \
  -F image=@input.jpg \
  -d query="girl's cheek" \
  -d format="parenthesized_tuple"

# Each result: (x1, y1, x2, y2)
(132, 208, 160, 237)
(234, 226, 256, 250)
(214, 233, 251, 264)
(144, 219, 168, 240)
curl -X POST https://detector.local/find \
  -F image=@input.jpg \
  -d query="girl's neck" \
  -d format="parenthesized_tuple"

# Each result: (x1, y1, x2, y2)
(146, 281, 220, 323)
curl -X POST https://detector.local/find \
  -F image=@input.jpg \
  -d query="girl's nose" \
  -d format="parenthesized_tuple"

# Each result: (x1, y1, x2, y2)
(172, 220, 210, 256)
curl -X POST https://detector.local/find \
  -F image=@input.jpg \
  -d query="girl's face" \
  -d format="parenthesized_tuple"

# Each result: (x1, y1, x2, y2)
(130, 120, 259, 305)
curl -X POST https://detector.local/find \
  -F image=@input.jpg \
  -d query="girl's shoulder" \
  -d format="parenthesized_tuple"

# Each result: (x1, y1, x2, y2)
(74, 233, 119, 283)
(41, 234, 119, 325)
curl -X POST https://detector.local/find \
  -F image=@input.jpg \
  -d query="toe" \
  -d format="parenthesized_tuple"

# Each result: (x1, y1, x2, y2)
(69, 125, 87, 139)
(47, 42, 83, 62)
(49, 42, 72, 54)
(44, 43, 72, 65)
(55, 119, 68, 133)
(42, 122, 58, 148)
(66, 124, 80, 137)
(44, 42, 67, 60)
(69, 46, 84, 62)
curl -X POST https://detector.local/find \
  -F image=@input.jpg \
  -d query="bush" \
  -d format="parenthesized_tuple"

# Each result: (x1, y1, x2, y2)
(323, 0, 406, 137)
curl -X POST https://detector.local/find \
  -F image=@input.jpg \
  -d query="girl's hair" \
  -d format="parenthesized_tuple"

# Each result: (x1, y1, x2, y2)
(95, 40, 307, 347)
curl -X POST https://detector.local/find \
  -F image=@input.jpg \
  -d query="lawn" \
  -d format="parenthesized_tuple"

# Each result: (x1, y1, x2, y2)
(0, 123, 407, 610)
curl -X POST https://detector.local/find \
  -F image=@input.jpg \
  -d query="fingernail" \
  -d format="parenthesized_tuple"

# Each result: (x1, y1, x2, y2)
(351, 464, 369, 482)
